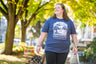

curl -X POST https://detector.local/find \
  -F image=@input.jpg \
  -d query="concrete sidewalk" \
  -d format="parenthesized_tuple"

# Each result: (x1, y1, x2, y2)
(0, 49, 4, 54)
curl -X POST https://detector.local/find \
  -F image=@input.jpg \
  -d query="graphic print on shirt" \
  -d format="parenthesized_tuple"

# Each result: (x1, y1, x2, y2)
(53, 21, 68, 40)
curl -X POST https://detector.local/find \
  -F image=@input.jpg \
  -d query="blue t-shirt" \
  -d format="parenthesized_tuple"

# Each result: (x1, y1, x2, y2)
(42, 17, 76, 53)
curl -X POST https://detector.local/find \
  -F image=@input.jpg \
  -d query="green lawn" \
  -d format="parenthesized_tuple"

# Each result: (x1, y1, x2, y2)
(0, 43, 37, 64)
(0, 60, 25, 64)
(0, 54, 28, 64)
(0, 43, 30, 64)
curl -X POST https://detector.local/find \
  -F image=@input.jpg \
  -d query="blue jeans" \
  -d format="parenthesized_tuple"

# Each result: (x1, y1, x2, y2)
(45, 51, 68, 64)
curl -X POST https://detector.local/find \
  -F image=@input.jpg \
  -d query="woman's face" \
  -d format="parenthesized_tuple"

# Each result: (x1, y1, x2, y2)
(55, 4, 64, 15)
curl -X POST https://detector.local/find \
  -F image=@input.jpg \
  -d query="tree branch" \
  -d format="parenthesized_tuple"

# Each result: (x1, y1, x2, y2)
(16, 0, 29, 22)
(15, 0, 19, 3)
(37, 8, 54, 14)
(24, 10, 28, 24)
(0, 7, 8, 19)
(16, 1, 25, 21)
(14, 0, 19, 15)
(35, 2, 49, 13)
(0, 0, 8, 11)
(38, 1, 42, 6)
(26, 14, 36, 28)
(25, 10, 28, 19)
(25, 2, 49, 28)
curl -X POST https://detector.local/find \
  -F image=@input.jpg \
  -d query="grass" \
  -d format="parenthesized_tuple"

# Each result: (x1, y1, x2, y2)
(0, 43, 45, 64)
(0, 54, 29, 64)
(0, 43, 33, 64)
(0, 43, 4, 50)
(0, 60, 25, 64)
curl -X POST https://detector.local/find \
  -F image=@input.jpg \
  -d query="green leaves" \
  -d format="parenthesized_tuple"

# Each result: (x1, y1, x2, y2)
(67, 0, 96, 26)
(0, 12, 3, 18)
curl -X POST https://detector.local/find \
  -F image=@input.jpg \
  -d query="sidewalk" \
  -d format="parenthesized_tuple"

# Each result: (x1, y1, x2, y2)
(69, 54, 78, 64)
(0, 49, 4, 54)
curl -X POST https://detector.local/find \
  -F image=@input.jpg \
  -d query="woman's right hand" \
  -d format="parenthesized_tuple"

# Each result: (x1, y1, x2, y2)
(36, 46, 41, 53)
(36, 32, 47, 53)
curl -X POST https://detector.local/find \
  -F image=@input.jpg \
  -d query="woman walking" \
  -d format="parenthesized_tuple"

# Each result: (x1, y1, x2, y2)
(36, 3, 78, 64)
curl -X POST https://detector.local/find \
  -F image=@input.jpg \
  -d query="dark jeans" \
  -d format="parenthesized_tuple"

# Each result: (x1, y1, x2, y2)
(45, 51, 68, 64)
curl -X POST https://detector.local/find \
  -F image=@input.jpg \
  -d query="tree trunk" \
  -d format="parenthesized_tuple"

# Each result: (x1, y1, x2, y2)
(5, 17, 16, 55)
(21, 27, 26, 42)
(21, 21, 26, 42)
(4, 2, 17, 54)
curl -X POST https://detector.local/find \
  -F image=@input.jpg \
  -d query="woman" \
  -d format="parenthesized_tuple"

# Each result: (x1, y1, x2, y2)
(36, 3, 78, 64)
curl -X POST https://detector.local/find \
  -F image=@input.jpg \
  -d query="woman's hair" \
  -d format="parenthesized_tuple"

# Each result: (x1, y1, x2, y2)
(52, 3, 69, 21)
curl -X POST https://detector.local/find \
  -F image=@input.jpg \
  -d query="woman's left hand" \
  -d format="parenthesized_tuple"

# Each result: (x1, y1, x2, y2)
(73, 47, 78, 55)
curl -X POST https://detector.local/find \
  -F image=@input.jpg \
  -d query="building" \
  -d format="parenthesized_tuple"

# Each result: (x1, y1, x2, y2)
(76, 21, 96, 44)
(0, 18, 7, 43)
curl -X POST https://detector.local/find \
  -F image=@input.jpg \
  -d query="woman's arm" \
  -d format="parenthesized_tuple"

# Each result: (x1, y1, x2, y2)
(71, 34, 78, 55)
(71, 34, 78, 48)
(36, 32, 47, 53)
(37, 32, 47, 46)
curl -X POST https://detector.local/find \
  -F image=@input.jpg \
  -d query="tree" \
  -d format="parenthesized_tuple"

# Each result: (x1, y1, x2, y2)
(0, 0, 29, 54)
(17, 0, 70, 42)
(20, 0, 55, 42)
(66, 0, 96, 26)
